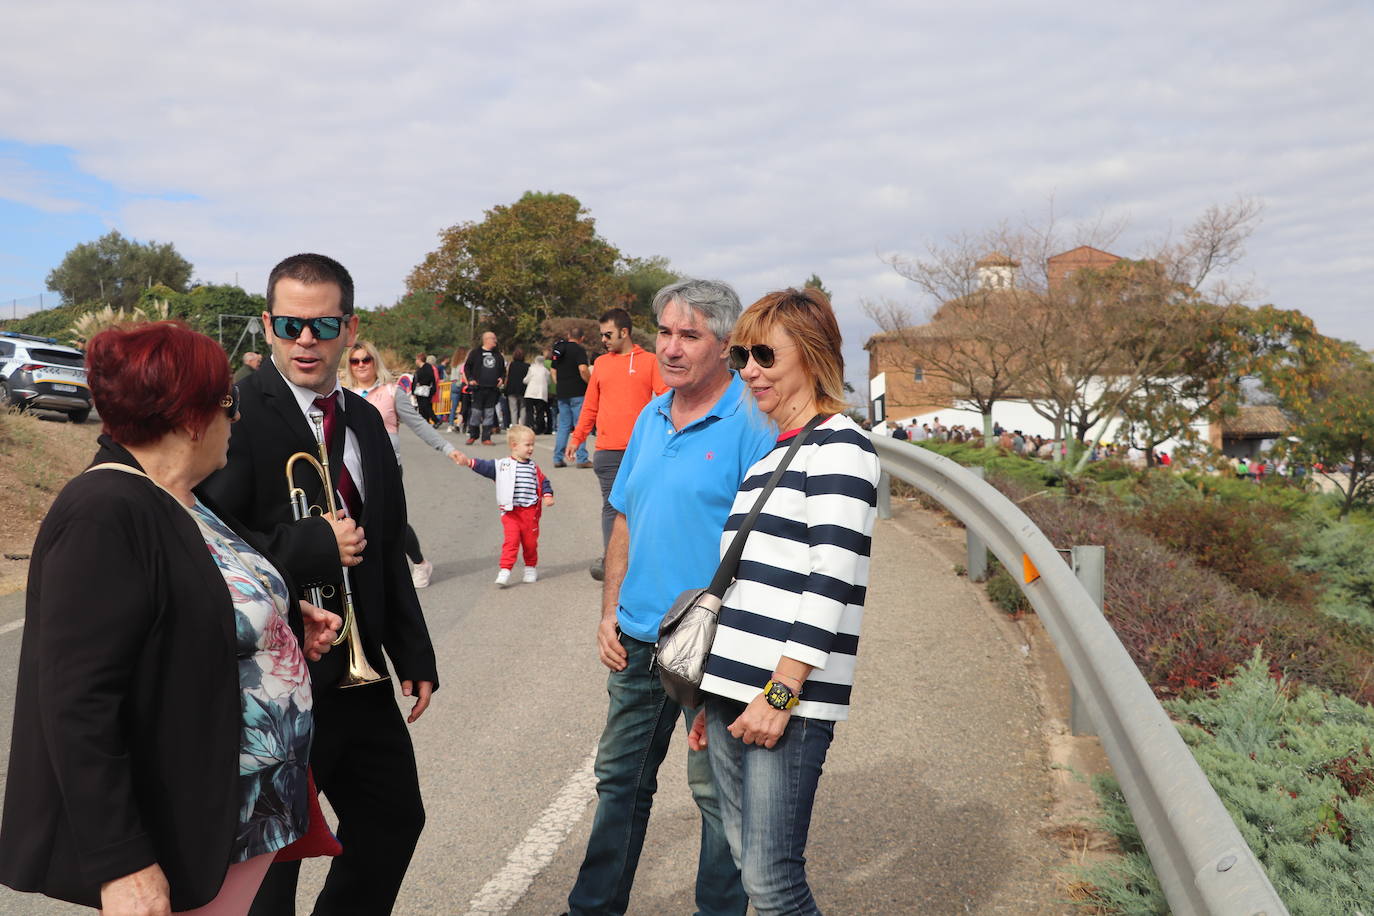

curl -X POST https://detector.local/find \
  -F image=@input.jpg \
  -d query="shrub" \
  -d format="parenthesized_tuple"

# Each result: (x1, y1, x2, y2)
(1128, 495, 1318, 610)
(984, 558, 1031, 616)
(988, 473, 1374, 703)
(916, 439, 1062, 491)
(1077, 651, 1374, 914)
(1296, 522, 1374, 631)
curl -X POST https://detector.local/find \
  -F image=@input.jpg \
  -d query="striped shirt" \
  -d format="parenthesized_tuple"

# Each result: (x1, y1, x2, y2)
(700, 414, 879, 721)
(512, 460, 540, 507)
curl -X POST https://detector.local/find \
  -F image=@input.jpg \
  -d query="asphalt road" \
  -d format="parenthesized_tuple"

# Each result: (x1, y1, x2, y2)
(0, 428, 1078, 914)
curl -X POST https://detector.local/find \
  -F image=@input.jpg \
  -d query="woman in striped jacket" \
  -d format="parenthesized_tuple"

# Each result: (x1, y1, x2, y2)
(688, 287, 880, 915)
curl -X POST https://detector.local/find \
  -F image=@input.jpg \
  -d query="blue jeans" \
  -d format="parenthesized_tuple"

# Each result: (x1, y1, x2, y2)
(555, 396, 587, 465)
(705, 698, 835, 916)
(568, 636, 747, 916)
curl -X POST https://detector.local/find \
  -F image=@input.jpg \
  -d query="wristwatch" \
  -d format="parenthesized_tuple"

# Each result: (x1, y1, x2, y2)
(763, 679, 800, 710)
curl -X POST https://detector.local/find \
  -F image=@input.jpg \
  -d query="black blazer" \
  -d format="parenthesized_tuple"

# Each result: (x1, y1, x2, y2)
(0, 439, 284, 910)
(199, 358, 439, 689)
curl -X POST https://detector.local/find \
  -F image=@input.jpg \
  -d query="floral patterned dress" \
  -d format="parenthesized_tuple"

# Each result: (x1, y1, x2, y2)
(191, 500, 314, 863)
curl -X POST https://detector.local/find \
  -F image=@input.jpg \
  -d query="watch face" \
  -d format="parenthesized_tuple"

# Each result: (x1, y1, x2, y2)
(765, 681, 796, 710)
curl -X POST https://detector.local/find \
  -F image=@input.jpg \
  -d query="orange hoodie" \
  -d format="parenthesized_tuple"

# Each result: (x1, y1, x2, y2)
(570, 346, 667, 452)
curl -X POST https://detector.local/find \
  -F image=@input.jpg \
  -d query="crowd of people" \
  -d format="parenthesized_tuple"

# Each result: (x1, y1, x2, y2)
(403, 323, 597, 458)
(887, 416, 1314, 480)
(0, 256, 878, 916)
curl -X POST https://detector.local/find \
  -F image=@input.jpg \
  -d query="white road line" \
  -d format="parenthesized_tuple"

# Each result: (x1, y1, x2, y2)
(0, 620, 23, 636)
(463, 741, 599, 916)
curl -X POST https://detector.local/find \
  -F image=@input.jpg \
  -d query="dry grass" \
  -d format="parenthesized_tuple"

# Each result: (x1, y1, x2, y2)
(0, 409, 100, 593)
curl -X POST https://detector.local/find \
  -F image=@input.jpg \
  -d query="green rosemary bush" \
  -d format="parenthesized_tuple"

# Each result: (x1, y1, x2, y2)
(1295, 521, 1374, 631)
(1079, 651, 1374, 914)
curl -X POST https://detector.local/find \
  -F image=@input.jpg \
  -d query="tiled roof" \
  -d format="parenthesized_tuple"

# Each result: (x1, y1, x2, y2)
(1221, 405, 1290, 436)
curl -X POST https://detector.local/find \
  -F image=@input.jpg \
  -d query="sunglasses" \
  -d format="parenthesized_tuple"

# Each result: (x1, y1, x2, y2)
(271, 315, 344, 341)
(220, 385, 240, 419)
(728, 343, 794, 371)
(349, 355, 374, 366)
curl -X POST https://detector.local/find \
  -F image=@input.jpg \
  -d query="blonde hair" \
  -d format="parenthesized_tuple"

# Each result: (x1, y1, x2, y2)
(506, 424, 535, 447)
(733, 288, 848, 415)
(344, 340, 393, 388)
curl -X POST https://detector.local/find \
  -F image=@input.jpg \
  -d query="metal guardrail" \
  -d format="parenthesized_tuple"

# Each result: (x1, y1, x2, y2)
(872, 436, 1288, 916)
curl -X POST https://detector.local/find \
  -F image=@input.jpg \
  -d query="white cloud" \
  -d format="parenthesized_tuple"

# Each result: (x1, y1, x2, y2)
(0, 0, 1371, 392)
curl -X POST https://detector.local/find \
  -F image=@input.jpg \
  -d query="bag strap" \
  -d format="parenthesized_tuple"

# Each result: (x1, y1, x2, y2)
(706, 413, 826, 597)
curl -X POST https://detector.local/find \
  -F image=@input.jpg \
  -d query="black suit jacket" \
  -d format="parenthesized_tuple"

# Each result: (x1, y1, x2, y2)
(0, 439, 283, 910)
(199, 358, 439, 689)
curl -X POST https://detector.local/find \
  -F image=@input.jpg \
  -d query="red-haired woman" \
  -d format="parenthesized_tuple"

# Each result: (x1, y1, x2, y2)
(0, 322, 340, 914)
(689, 288, 880, 915)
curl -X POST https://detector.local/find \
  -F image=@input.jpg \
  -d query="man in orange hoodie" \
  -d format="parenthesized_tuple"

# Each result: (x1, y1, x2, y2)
(566, 307, 667, 580)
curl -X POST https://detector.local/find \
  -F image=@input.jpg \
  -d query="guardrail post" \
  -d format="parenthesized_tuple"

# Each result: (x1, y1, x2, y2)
(1070, 545, 1106, 737)
(877, 470, 892, 520)
(966, 467, 987, 581)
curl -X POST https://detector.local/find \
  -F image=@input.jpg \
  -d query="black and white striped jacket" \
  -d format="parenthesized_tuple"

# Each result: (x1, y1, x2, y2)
(701, 414, 879, 721)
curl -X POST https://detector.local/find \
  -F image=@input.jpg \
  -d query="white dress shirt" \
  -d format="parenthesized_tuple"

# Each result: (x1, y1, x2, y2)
(273, 357, 367, 508)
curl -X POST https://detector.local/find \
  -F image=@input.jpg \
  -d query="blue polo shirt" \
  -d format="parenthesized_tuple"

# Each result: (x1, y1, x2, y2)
(610, 373, 777, 642)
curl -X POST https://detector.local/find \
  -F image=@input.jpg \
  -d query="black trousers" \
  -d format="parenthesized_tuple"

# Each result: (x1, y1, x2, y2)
(249, 682, 425, 915)
(467, 387, 500, 440)
(524, 398, 549, 434)
(415, 396, 436, 425)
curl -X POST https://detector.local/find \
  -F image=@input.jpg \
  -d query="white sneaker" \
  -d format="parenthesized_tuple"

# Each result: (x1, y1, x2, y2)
(495, 568, 511, 587)
(411, 559, 433, 589)
(522, 567, 538, 584)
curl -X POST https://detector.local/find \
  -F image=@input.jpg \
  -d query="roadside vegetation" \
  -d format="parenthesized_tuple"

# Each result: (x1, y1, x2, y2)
(0, 409, 101, 592)
(914, 439, 1374, 912)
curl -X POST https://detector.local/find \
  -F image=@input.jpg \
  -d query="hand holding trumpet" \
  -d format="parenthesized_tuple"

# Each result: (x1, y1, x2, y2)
(326, 511, 366, 566)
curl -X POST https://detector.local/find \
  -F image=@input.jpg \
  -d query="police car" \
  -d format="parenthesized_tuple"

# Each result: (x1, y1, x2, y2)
(0, 331, 92, 423)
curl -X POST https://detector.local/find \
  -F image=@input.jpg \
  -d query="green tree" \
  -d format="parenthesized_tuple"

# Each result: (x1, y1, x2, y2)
(1284, 347, 1374, 520)
(407, 192, 625, 348)
(617, 255, 680, 327)
(136, 283, 268, 361)
(1117, 304, 1335, 463)
(803, 273, 832, 298)
(46, 230, 193, 310)
(357, 290, 473, 359)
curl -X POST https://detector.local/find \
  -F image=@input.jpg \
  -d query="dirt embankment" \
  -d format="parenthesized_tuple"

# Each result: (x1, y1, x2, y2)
(0, 410, 101, 594)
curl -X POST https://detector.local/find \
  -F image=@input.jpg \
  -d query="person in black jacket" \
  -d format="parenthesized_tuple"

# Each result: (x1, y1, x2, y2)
(504, 346, 529, 429)
(200, 253, 439, 916)
(0, 321, 340, 914)
(412, 352, 438, 426)
(462, 330, 507, 445)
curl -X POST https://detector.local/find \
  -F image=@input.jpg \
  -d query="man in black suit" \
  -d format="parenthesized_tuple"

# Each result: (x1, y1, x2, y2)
(200, 253, 438, 915)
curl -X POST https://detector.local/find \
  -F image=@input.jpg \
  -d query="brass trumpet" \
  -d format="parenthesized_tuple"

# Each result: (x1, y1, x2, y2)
(285, 408, 387, 688)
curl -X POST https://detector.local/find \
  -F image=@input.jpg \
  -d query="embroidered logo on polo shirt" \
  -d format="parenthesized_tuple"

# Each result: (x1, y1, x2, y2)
(705, 451, 715, 460)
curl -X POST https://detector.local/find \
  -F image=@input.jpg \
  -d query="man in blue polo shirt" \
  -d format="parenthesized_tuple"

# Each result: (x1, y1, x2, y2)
(564, 279, 776, 916)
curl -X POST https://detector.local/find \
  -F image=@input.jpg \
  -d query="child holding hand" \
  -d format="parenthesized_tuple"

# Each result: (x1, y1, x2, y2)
(456, 424, 554, 586)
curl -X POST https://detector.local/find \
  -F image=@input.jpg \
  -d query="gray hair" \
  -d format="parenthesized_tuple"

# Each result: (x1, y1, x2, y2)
(651, 278, 742, 342)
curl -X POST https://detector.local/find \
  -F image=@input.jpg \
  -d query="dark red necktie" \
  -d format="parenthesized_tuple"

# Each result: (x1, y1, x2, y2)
(313, 395, 362, 519)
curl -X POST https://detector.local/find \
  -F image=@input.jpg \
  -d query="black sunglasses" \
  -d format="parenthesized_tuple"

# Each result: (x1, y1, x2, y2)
(271, 315, 344, 341)
(349, 355, 374, 366)
(220, 385, 240, 419)
(728, 343, 793, 371)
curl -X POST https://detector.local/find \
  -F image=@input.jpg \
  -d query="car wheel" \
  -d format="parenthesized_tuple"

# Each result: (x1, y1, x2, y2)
(0, 380, 15, 409)
(68, 408, 91, 424)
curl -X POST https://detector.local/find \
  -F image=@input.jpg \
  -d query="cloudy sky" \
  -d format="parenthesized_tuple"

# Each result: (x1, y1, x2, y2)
(1, 0, 1370, 392)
